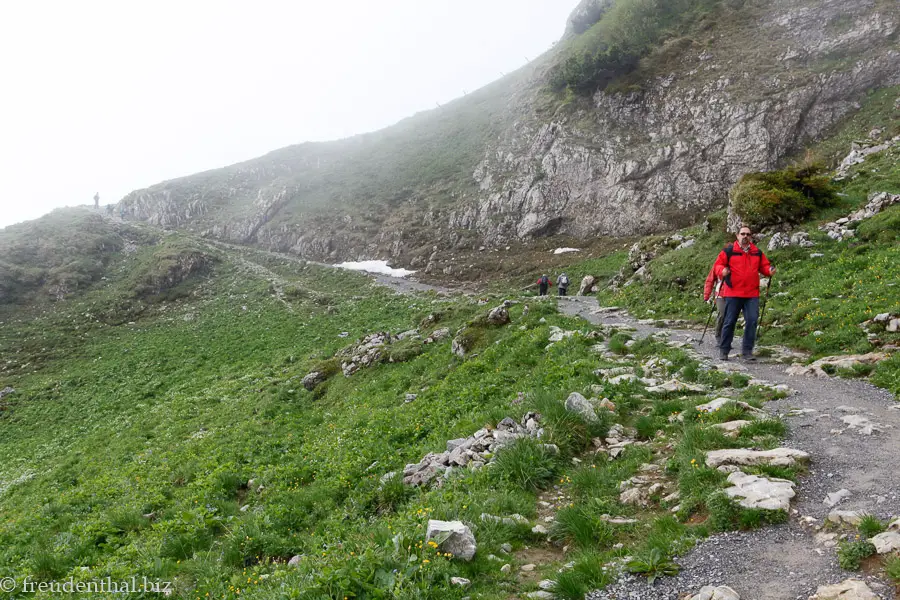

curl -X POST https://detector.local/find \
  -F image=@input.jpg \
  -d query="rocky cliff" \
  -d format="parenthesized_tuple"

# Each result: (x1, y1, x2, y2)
(117, 0, 900, 271)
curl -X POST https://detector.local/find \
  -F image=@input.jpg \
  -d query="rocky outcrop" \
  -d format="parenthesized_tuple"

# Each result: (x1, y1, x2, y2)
(115, 0, 899, 266)
(451, 0, 900, 243)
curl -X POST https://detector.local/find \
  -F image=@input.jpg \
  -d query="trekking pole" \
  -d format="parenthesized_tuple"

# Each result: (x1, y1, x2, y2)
(756, 271, 775, 343)
(699, 284, 720, 345)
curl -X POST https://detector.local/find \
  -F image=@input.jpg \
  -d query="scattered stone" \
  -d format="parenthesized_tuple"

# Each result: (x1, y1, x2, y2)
(487, 305, 510, 325)
(549, 326, 577, 343)
(696, 397, 768, 418)
(500, 563, 511, 573)
(404, 393, 417, 403)
(532, 524, 549, 534)
(705, 447, 810, 468)
(564, 392, 599, 423)
(710, 420, 753, 436)
(287, 555, 303, 566)
(647, 379, 708, 394)
(426, 520, 477, 561)
(870, 531, 900, 554)
(450, 577, 471, 587)
(840, 414, 882, 435)
(301, 371, 326, 391)
(809, 578, 878, 600)
(823, 489, 851, 507)
(521, 564, 536, 572)
(689, 586, 741, 600)
(527, 592, 555, 600)
(786, 353, 888, 378)
(723, 471, 795, 511)
(827, 510, 863, 526)
(578, 275, 597, 296)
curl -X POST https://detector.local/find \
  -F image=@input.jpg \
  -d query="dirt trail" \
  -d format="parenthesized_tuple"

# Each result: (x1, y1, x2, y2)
(559, 296, 899, 600)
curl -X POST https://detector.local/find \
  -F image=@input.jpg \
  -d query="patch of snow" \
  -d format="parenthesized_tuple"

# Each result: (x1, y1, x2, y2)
(553, 247, 581, 255)
(336, 260, 415, 278)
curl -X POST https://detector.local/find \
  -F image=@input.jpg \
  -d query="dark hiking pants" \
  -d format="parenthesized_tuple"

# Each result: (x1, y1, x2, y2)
(720, 296, 759, 356)
(558, 287, 567, 296)
(539, 284, 548, 296)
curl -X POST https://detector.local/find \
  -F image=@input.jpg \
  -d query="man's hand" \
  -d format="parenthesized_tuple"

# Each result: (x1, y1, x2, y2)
(722, 267, 730, 277)
(770, 267, 776, 275)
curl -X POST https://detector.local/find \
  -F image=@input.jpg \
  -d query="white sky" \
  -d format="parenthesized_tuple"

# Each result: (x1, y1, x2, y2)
(0, 0, 577, 229)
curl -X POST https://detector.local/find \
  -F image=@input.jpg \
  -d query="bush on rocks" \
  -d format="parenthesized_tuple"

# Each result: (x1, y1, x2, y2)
(729, 164, 836, 230)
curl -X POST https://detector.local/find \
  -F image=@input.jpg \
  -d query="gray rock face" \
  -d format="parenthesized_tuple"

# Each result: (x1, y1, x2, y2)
(426, 519, 477, 561)
(564, 0, 615, 35)
(116, 0, 899, 265)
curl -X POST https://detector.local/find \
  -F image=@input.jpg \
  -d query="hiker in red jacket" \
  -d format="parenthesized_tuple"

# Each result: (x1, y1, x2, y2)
(537, 274, 553, 296)
(713, 225, 775, 361)
(702, 265, 726, 346)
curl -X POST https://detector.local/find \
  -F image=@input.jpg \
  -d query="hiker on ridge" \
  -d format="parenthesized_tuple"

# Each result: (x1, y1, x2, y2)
(537, 274, 553, 296)
(557, 272, 570, 296)
(713, 225, 775, 361)
(93, 192, 100, 209)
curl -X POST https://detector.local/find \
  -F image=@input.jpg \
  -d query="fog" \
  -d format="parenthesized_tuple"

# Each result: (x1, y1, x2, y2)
(0, 0, 577, 228)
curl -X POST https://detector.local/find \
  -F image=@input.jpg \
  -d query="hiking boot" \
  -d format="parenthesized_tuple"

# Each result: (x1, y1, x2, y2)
(742, 354, 757, 362)
(718, 351, 729, 361)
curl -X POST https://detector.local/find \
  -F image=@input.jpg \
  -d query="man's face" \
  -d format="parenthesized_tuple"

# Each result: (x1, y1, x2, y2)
(737, 228, 753, 244)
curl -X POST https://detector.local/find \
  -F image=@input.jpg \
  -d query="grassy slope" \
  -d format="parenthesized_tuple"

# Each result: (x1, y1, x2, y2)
(0, 223, 796, 599)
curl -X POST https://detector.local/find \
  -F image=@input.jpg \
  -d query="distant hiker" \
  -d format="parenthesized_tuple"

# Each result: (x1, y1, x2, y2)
(557, 272, 570, 296)
(713, 225, 775, 361)
(105, 204, 113, 216)
(702, 263, 726, 345)
(537, 274, 553, 296)
(93, 192, 99, 209)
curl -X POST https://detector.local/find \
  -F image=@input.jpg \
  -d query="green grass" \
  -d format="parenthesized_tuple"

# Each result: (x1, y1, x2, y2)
(2, 216, 804, 597)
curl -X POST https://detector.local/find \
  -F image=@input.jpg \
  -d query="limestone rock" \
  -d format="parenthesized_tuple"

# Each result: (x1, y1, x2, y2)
(826, 510, 863, 526)
(578, 275, 597, 296)
(690, 586, 741, 600)
(823, 489, 851, 507)
(705, 447, 809, 468)
(487, 305, 510, 325)
(869, 530, 900, 554)
(723, 471, 795, 511)
(786, 353, 888, 377)
(710, 420, 753, 436)
(426, 519, 476, 561)
(564, 392, 598, 423)
(301, 371, 326, 391)
(809, 579, 878, 600)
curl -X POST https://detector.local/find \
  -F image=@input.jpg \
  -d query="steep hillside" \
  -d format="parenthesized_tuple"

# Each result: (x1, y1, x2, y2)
(116, 0, 900, 274)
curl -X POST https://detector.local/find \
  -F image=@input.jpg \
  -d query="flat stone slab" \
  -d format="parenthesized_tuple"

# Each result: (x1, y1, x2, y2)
(826, 510, 863, 526)
(809, 578, 878, 600)
(710, 420, 753, 436)
(724, 471, 795, 511)
(706, 447, 810, 468)
(690, 586, 741, 600)
(696, 398, 767, 418)
(426, 519, 476, 561)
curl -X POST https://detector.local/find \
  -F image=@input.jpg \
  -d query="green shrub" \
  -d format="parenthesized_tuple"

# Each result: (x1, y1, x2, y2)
(885, 553, 900, 583)
(625, 547, 680, 583)
(856, 206, 900, 243)
(857, 514, 886, 539)
(837, 539, 876, 570)
(729, 164, 837, 230)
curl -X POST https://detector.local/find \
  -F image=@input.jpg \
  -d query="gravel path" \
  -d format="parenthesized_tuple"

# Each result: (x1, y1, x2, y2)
(559, 296, 900, 600)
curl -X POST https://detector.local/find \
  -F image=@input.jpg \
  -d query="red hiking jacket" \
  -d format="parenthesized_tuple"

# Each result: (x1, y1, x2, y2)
(713, 241, 773, 298)
(537, 277, 553, 286)
(703, 267, 719, 302)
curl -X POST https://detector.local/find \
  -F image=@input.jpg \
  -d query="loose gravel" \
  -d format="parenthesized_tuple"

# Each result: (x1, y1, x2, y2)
(560, 297, 899, 600)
